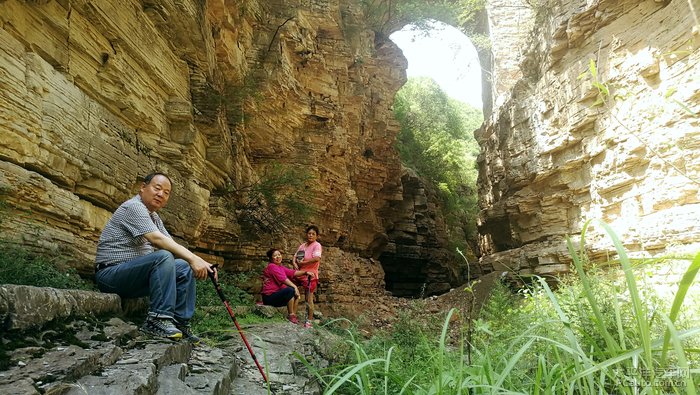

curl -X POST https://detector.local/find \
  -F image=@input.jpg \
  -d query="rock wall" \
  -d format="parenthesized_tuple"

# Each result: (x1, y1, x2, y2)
(379, 168, 461, 297)
(0, 0, 465, 314)
(0, 0, 227, 263)
(478, 0, 700, 275)
(486, 0, 535, 108)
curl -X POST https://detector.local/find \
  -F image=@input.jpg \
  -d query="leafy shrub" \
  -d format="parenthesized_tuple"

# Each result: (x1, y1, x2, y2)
(304, 225, 700, 394)
(0, 242, 94, 290)
(190, 269, 261, 341)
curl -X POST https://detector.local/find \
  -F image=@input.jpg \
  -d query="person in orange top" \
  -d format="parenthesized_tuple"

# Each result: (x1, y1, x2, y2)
(292, 225, 322, 328)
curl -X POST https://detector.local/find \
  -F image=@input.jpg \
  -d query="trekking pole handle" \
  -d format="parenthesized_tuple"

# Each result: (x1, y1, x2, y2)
(207, 264, 227, 302)
(208, 264, 219, 282)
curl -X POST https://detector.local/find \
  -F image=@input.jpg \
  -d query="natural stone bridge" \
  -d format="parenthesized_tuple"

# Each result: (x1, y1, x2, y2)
(1, 1, 699, 391)
(1, 0, 698, 313)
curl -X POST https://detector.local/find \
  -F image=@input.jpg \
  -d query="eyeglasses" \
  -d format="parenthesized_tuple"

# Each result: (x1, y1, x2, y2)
(272, 254, 282, 258)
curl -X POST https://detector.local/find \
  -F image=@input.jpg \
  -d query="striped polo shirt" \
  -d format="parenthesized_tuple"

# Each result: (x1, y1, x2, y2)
(95, 195, 172, 268)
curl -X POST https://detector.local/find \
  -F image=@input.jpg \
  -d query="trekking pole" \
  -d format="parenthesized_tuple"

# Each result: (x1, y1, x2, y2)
(207, 265, 268, 383)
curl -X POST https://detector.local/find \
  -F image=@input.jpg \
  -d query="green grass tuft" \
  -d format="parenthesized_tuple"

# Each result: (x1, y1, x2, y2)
(305, 223, 700, 394)
(0, 241, 94, 290)
(190, 270, 271, 343)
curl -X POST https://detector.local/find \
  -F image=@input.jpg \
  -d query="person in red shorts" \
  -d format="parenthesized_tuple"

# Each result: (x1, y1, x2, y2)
(292, 225, 322, 328)
(260, 248, 314, 324)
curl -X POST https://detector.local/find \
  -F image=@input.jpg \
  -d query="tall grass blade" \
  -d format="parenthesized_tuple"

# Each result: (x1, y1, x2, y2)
(659, 314, 697, 395)
(537, 277, 595, 393)
(456, 325, 465, 395)
(493, 338, 535, 389)
(612, 285, 626, 349)
(325, 358, 385, 394)
(398, 374, 418, 395)
(432, 308, 456, 394)
(599, 221, 653, 374)
(566, 230, 620, 354)
(347, 330, 374, 392)
(532, 356, 543, 395)
(292, 351, 331, 388)
(571, 327, 700, 379)
(439, 309, 455, 355)
(661, 251, 700, 364)
(384, 346, 393, 395)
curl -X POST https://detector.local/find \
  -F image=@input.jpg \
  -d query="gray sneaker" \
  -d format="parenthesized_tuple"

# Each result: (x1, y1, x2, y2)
(175, 322, 201, 345)
(140, 316, 182, 340)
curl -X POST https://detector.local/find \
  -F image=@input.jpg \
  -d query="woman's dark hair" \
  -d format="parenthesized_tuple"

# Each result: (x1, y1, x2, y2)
(266, 248, 280, 260)
(143, 172, 173, 187)
(305, 225, 319, 235)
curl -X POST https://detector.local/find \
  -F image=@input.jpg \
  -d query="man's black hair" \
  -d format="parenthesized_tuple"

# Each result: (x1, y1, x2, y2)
(143, 172, 173, 187)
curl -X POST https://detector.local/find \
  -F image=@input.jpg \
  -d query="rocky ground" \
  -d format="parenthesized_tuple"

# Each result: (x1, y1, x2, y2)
(0, 274, 503, 394)
(351, 271, 502, 336)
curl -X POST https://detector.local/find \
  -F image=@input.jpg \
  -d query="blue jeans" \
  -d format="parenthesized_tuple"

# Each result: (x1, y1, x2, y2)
(96, 250, 195, 322)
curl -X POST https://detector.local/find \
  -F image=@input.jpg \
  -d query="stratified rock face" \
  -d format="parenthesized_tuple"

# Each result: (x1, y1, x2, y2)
(318, 247, 389, 317)
(379, 168, 461, 297)
(478, 0, 700, 275)
(0, 0, 227, 266)
(486, 0, 535, 108)
(0, 0, 463, 306)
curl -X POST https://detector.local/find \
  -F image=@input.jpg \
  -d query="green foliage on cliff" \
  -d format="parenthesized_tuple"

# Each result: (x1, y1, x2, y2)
(393, 76, 482, 252)
(0, 242, 94, 290)
(362, 0, 460, 33)
(229, 163, 316, 236)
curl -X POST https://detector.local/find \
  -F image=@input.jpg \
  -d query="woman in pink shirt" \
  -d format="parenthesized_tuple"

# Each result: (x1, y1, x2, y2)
(292, 225, 322, 328)
(261, 248, 314, 324)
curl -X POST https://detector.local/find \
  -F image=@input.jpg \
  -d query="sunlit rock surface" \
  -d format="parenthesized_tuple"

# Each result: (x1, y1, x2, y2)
(2, 0, 697, 307)
(478, 0, 700, 275)
(0, 0, 464, 313)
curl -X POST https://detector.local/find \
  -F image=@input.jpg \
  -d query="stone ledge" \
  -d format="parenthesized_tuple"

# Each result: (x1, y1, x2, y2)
(0, 284, 122, 331)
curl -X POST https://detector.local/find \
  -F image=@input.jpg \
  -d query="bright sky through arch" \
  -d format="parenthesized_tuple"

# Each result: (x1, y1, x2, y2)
(390, 21, 482, 110)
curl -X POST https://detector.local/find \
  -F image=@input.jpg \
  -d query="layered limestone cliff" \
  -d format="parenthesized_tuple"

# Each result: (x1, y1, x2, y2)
(6, 0, 694, 308)
(0, 0, 464, 316)
(477, 0, 700, 276)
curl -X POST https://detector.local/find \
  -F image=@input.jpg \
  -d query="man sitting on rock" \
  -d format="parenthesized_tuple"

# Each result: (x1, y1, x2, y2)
(94, 172, 214, 342)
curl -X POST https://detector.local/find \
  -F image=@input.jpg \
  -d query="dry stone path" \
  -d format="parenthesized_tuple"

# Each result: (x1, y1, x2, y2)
(0, 285, 341, 394)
